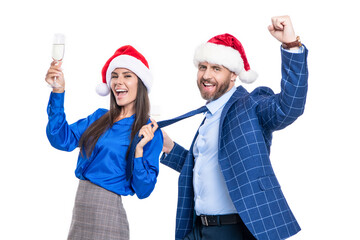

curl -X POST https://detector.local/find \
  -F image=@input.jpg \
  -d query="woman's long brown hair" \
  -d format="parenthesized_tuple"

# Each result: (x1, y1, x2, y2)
(78, 78, 149, 158)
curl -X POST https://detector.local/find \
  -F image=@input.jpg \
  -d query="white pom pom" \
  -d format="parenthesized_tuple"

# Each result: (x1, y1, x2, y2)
(96, 83, 110, 96)
(239, 69, 258, 84)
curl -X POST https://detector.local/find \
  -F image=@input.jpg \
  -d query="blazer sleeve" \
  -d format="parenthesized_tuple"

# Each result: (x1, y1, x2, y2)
(254, 46, 309, 131)
(160, 142, 188, 173)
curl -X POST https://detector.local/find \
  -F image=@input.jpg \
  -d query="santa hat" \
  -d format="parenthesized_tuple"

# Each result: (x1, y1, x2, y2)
(193, 33, 258, 84)
(96, 45, 153, 96)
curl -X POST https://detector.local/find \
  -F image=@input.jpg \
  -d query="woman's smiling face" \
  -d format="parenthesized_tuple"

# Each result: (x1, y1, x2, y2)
(110, 68, 138, 114)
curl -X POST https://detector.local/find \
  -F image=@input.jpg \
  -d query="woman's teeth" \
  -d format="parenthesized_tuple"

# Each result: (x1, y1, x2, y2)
(115, 89, 128, 95)
(116, 89, 127, 93)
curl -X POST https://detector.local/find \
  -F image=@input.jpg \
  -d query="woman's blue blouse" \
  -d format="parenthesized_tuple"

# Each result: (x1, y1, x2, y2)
(46, 92, 163, 199)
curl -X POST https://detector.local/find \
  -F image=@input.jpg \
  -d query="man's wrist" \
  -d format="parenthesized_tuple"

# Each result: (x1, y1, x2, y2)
(282, 36, 302, 50)
(164, 141, 175, 154)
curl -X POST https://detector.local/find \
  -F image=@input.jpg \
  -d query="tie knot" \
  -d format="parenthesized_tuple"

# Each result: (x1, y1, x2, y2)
(197, 105, 208, 114)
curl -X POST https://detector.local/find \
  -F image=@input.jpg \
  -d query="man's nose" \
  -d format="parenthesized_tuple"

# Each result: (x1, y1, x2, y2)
(203, 68, 212, 80)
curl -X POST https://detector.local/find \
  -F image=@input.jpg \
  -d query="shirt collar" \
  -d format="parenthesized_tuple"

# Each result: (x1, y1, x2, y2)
(206, 86, 236, 115)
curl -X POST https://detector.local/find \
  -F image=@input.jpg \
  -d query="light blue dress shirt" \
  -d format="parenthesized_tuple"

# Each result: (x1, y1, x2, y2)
(193, 86, 238, 215)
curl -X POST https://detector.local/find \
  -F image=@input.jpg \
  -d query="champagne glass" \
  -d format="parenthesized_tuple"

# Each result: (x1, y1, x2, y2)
(50, 33, 65, 88)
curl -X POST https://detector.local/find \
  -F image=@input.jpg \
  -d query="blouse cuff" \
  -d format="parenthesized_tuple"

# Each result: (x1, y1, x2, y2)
(134, 157, 149, 171)
(49, 91, 65, 108)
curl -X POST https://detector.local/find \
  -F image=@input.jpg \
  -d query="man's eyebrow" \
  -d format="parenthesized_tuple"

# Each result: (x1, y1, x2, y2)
(210, 64, 221, 68)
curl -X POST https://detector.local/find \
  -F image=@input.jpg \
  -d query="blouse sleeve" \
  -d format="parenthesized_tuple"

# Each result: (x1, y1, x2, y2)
(131, 128, 164, 199)
(46, 92, 106, 152)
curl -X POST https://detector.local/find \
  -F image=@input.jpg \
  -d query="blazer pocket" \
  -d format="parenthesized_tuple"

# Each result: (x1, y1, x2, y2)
(258, 175, 280, 191)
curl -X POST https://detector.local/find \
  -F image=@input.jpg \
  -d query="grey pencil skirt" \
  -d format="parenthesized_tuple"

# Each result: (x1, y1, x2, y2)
(67, 180, 129, 240)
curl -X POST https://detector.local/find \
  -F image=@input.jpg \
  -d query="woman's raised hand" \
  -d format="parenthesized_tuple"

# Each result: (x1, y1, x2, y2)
(135, 118, 159, 158)
(45, 61, 65, 93)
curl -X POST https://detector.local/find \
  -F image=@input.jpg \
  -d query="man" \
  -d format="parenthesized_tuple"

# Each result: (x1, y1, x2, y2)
(161, 16, 308, 240)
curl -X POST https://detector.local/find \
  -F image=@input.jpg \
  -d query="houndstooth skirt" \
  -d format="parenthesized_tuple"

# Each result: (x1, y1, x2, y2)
(67, 180, 129, 240)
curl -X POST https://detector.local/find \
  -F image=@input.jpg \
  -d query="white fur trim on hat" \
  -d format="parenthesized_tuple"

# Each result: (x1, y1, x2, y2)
(193, 42, 258, 84)
(106, 55, 153, 92)
(194, 42, 244, 75)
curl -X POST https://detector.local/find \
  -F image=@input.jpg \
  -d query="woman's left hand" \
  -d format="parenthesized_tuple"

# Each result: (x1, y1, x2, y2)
(135, 118, 159, 158)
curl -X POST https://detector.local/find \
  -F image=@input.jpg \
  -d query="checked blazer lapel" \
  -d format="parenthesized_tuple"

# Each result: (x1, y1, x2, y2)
(219, 86, 248, 135)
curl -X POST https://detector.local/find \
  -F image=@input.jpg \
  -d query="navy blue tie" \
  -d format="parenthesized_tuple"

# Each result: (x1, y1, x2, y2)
(126, 105, 208, 180)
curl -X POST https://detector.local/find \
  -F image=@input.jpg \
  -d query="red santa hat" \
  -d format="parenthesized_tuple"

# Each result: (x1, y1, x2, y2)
(193, 33, 258, 84)
(96, 45, 153, 96)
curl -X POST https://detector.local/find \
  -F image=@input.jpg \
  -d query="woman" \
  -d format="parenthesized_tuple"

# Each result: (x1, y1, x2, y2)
(45, 45, 163, 240)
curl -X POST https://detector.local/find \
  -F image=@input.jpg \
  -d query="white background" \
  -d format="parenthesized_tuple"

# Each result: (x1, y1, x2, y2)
(1, 0, 359, 239)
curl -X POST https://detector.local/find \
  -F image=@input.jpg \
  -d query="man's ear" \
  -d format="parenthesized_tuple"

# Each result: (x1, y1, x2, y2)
(231, 72, 237, 82)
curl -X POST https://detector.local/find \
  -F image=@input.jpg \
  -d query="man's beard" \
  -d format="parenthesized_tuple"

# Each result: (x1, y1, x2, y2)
(198, 78, 231, 101)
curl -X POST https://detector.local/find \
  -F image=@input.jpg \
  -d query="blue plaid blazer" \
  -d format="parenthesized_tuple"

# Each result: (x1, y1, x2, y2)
(161, 47, 308, 240)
